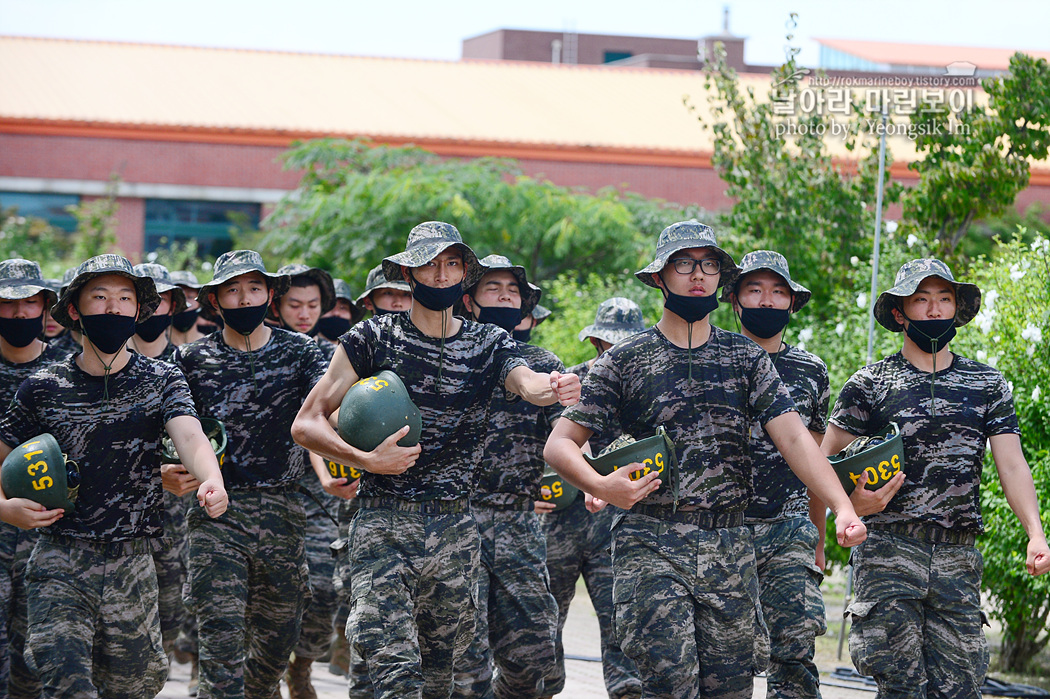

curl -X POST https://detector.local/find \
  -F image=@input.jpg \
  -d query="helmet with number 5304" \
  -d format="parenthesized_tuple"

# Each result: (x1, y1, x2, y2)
(829, 422, 905, 495)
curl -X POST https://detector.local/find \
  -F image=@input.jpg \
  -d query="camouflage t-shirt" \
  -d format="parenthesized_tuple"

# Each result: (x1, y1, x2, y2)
(340, 313, 527, 501)
(173, 328, 328, 490)
(0, 343, 68, 409)
(472, 341, 564, 506)
(744, 344, 830, 521)
(316, 337, 337, 363)
(46, 332, 80, 361)
(0, 353, 197, 541)
(829, 351, 1019, 532)
(562, 325, 796, 512)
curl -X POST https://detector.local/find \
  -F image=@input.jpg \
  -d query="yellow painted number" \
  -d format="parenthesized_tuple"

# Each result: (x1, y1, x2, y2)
(614, 451, 665, 482)
(26, 460, 48, 477)
(31, 476, 53, 491)
(326, 461, 362, 480)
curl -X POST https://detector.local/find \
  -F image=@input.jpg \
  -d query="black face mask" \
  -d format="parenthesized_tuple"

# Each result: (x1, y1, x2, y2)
(474, 305, 522, 333)
(135, 313, 172, 343)
(0, 315, 44, 348)
(219, 303, 269, 335)
(171, 308, 200, 333)
(316, 316, 352, 339)
(79, 313, 138, 354)
(197, 320, 220, 334)
(410, 276, 463, 312)
(740, 307, 791, 339)
(512, 328, 532, 343)
(662, 288, 719, 324)
(904, 316, 956, 354)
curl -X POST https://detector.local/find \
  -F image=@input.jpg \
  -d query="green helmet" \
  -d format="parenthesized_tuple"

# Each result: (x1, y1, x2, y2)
(584, 426, 679, 507)
(161, 418, 228, 469)
(539, 466, 579, 512)
(829, 422, 904, 495)
(338, 370, 422, 452)
(1, 433, 80, 511)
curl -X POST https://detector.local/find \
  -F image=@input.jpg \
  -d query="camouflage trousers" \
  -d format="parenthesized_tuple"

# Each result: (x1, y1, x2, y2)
(154, 490, 193, 650)
(294, 475, 341, 660)
(541, 495, 641, 699)
(347, 502, 479, 699)
(611, 513, 767, 699)
(186, 488, 309, 699)
(452, 504, 558, 699)
(1, 522, 41, 699)
(748, 517, 826, 699)
(24, 534, 167, 698)
(334, 498, 376, 699)
(847, 527, 988, 699)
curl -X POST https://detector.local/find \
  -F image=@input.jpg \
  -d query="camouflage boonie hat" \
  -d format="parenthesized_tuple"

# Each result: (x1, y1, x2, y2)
(356, 264, 411, 304)
(53, 254, 161, 330)
(0, 258, 58, 307)
(874, 258, 981, 332)
(467, 254, 542, 319)
(59, 267, 77, 295)
(196, 250, 290, 315)
(273, 264, 336, 316)
(532, 304, 552, 323)
(170, 270, 202, 290)
(382, 221, 483, 290)
(636, 221, 739, 290)
(721, 250, 811, 312)
(132, 263, 187, 315)
(578, 297, 645, 345)
(332, 278, 367, 325)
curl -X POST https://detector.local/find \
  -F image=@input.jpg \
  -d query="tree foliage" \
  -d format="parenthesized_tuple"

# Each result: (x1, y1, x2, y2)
(261, 139, 703, 291)
(904, 53, 1050, 257)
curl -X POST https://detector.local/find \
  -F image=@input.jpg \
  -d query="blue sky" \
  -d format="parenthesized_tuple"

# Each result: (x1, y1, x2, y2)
(1, 0, 1046, 67)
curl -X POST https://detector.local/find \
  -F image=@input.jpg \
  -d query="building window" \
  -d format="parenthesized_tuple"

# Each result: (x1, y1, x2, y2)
(603, 51, 633, 63)
(144, 199, 260, 259)
(0, 192, 80, 231)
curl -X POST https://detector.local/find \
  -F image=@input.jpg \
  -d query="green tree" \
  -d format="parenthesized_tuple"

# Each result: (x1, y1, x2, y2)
(67, 174, 122, 261)
(690, 21, 899, 311)
(261, 139, 702, 290)
(0, 207, 76, 277)
(904, 53, 1050, 258)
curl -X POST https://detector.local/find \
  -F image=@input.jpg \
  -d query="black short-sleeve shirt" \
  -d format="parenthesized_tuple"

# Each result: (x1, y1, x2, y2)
(340, 313, 527, 502)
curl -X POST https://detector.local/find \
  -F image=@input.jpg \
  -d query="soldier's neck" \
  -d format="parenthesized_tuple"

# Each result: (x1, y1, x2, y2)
(0, 337, 45, 364)
(129, 333, 169, 359)
(656, 313, 712, 349)
(76, 342, 132, 376)
(409, 306, 462, 339)
(222, 323, 271, 352)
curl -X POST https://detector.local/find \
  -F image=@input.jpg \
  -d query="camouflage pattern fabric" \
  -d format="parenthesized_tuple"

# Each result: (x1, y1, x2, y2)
(611, 514, 767, 698)
(635, 221, 739, 290)
(186, 489, 310, 698)
(453, 507, 558, 699)
(156, 491, 193, 650)
(0, 353, 197, 541)
(51, 253, 161, 330)
(829, 352, 1018, 531)
(45, 332, 80, 361)
(356, 264, 411, 305)
(541, 496, 641, 699)
(872, 258, 982, 332)
(316, 336, 338, 362)
(347, 507, 479, 699)
(749, 517, 826, 699)
(846, 529, 988, 698)
(340, 313, 526, 501)
(333, 497, 377, 699)
(469, 254, 542, 319)
(195, 249, 290, 315)
(132, 262, 188, 315)
(293, 471, 342, 660)
(561, 326, 796, 513)
(471, 342, 563, 507)
(381, 221, 484, 291)
(720, 250, 811, 312)
(745, 345, 830, 521)
(173, 327, 328, 489)
(24, 536, 167, 698)
(565, 361, 614, 456)
(0, 258, 57, 306)
(577, 297, 645, 345)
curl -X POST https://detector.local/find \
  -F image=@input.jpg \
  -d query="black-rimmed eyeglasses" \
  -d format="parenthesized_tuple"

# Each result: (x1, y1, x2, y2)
(669, 258, 721, 276)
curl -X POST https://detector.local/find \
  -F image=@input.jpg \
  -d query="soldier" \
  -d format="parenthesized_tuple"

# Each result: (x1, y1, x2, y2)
(268, 263, 348, 699)
(173, 251, 329, 698)
(544, 221, 866, 699)
(540, 297, 644, 699)
(512, 303, 550, 343)
(356, 264, 412, 318)
(821, 258, 1050, 697)
(170, 270, 209, 346)
(129, 262, 186, 362)
(0, 259, 65, 698)
(0, 254, 227, 698)
(291, 221, 579, 699)
(453, 254, 561, 699)
(723, 251, 829, 699)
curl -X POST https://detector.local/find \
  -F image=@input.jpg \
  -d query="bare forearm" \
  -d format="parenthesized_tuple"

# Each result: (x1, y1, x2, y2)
(1000, 465, 1047, 541)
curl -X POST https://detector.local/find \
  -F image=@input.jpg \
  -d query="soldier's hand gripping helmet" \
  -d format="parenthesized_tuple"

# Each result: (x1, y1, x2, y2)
(161, 418, 228, 469)
(539, 467, 580, 512)
(584, 427, 680, 509)
(828, 422, 904, 495)
(1, 433, 80, 511)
